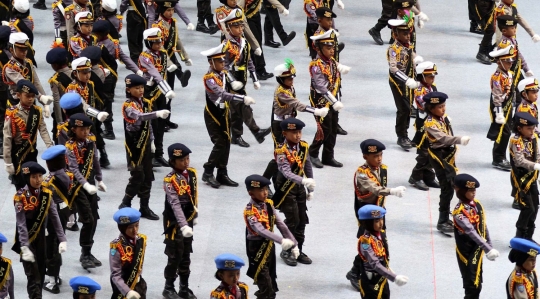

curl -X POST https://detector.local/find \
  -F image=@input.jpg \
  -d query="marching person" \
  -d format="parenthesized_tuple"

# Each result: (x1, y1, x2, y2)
(70, 276, 102, 298)
(0, 232, 14, 299)
(211, 253, 248, 299)
(506, 237, 540, 298)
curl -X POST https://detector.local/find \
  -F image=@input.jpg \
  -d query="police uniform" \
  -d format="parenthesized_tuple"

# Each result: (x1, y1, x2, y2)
(194, 0, 218, 34)
(0, 233, 14, 299)
(244, 174, 298, 299)
(215, 0, 260, 52)
(46, 48, 71, 144)
(516, 78, 539, 121)
(510, 113, 540, 239)
(64, 0, 94, 46)
(119, 74, 162, 221)
(310, 8, 341, 61)
(507, 238, 540, 299)
(262, 0, 294, 48)
(162, 143, 197, 299)
(3, 80, 53, 190)
(99, 0, 123, 39)
(240, 0, 274, 79)
(70, 276, 101, 298)
(51, 0, 73, 49)
(10, 0, 37, 66)
(69, 12, 97, 59)
(493, 1, 538, 45)
(110, 208, 147, 299)
(119, 0, 147, 62)
(211, 254, 248, 299)
(303, 0, 323, 58)
(0, 26, 11, 158)
(12, 161, 66, 299)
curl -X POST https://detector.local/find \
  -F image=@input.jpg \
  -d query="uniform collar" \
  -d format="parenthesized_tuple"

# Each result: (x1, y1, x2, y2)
(364, 162, 379, 171)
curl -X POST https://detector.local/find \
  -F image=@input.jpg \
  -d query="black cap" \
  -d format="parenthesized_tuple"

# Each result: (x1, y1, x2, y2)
(92, 20, 110, 34)
(423, 91, 448, 105)
(315, 7, 336, 18)
(280, 118, 305, 131)
(360, 139, 386, 154)
(167, 143, 191, 160)
(218, 0, 227, 4)
(497, 15, 517, 30)
(0, 26, 11, 43)
(393, 0, 415, 9)
(46, 48, 68, 65)
(69, 113, 93, 127)
(125, 74, 147, 88)
(155, 0, 178, 8)
(454, 173, 480, 190)
(515, 112, 539, 126)
(16, 79, 39, 94)
(245, 174, 271, 191)
(80, 46, 102, 61)
(21, 161, 46, 176)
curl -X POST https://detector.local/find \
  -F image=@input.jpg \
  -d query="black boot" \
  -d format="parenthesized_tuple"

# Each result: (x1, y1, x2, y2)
(202, 168, 220, 188)
(345, 269, 360, 292)
(155, 155, 169, 167)
(368, 28, 383, 45)
(436, 212, 454, 234)
(88, 246, 102, 267)
(206, 15, 219, 35)
(99, 148, 110, 168)
(310, 156, 323, 168)
(252, 127, 271, 144)
(140, 198, 160, 220)
(280, 250, 297, 266)
(282, 31, 296, 46)
(162, 278, 181, 299)
(101, 122, 116, 140)
(216, 168, 238, 187)
(408, 175, 429, 191)
(176, 69, 191, 88)
(179, 276, 197, 299)
(32, 1, 47, 9)
(152, 153, 163, 167)
(118, 195, 132, 209)
(470, 21, 483, 34)
(196, 22, 210, 33)
(337, 124, 348, 135)
(476, 45, 492, 65)
(80, 246, 95, 269)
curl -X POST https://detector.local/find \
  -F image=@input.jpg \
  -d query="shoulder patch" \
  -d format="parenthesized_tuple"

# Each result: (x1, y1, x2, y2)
(517, 284, 525, 292)
(110, 248, 117, 256)
(362, 243, 370, 250)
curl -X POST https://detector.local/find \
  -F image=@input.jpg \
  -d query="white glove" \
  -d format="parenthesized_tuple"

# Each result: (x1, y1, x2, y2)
(307, 192, 314, 201)
(103, 69, 111, 77)
(20, 246, 35, 262)
(58, 241, 67, 253)
(136, 70, 144, 76)
(532, 34, 540, 43)
(40, 95, 54, 105)
(5, 163, 14, 175)
(83, 182, 97, 195)
(253, 81, 261, 90)
(413, 55, 424, 64)
(97, 181, 107, 192)
(332, 101, 344, 112)
(534, 164, 540, 171)
(231, 81, 244, 91)
(291, 246, 300, 259)
(97, 111, 109, 122)
(301, 178, 316, 190)
(1, 21, 9, 26)
(186, 23, 195, 30)
(126, 290, 141, 299)
(337, 0, 345, 9)
(281, 238, 295, 250)
(395, 275, 409, 286)
(486, 249, 499, 261)
(495, 111, 505, 124)
(151, 141, 156, 153)
(337, 63, 350, 75)
(43, 105, 51, 118)
(280, 8, 289, 16)
(406, 78, 419, 89)
(460, 136, 471, 146)
(244, 96, 256, 105)
(165, 90, 175, 99)
(417, 12, 429, 22)
(59, 202, 67, 209)
(156, 109, 171, 119)
(193, 218, 198, 226)
(254, 47, 262, 56)
(390, 186, 406, 198)
(314, 107, 329, 117)
(180, 225, 193, 238)
(167, 64, 177, 72)
(526, 70, 535, 77)
(55, 37, 63, 44)
(185, 59, 193, 66)
(417, 19, 425, 29)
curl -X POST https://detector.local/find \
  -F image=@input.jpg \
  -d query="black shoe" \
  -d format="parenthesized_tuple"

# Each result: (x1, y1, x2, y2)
(155, 156, 169, 167)
(397, 137, 413, 150)
(232, 136, 250, 147)
(66, 223, 79, 231)
(280, 250, 297, 266)
(252, 127, 271, 144)
(101, 130, 115, 140)
(140, 207, 160, 220)
(476, 50, 492, 65)
(152, 157, 163, 167)
(202, 172, 221, 188)
(89, 254, 102, 267)
(162, 288, 181, 299)
(492, 160, 511, 171)
(264, 40, 281, 48)
(368, 28, 384, 45)
(179, 69, 191, 88)
(512, 200, 520, 210)
(166, 121, 179, 129)
(297, 252, 312, 264)
(408, 177, 429, 191)
(424, 178, 440, 188)
(470, 21, 484, 34)
(179, 287, 197, 299)
(118, 202, 130, 209)
(0, 145, 3, 158)
(310, 156, 323, 168)
(216, 171, 239, 187)
(99, 153, 110, 168)
(256, 71, 274, 81)
(437, 222, 454, 233)
(33, 2, 47, 9)
(337, 125, 348, 135)
(80, 255, 95, 269)
(282, 31, 296, 46)
(337, 42, 345, 53)
(322, 158, 343, 168)
(346, 270, 360, 292)
(196, 23, 210, 33)
(164, 125, 170, 132)
(43, 282, 60, 294)
(208, 24, 219, 35)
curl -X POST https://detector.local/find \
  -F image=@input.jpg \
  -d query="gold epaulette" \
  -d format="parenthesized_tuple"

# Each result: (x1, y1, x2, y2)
(48, 73, 59, 85)
(265, 199, 274, 206)
(423, 116, 437, 128)
(513, 271, 524, 284)
(380, 164, 388, 170)
(238, 282, 249, 292)
(163, 171, 175, 183)
(13, 191, 23, 203)
(187, 167, 197, 178)
(299, 140, 309, 148)
(51, 0, 59, 8)
(512, 3, 517, 7)
(276, 85, 294, 99)
(357, 165, 369, 174)
(510, 135, 522, 145)
(110, 238, 121, 249)
(498, 38, 512, 49)
(64, 4, 72, 12)
(274, 146, 284, 155)
(452, 202, 465, 216)
(244, 204, 254, 216)
(64, 140, 76, 151)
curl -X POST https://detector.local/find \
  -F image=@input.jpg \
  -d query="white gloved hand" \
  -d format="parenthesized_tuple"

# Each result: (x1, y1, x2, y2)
(5, 163, 14, 175)
(167, 64, 177, 72)
(97, 181, 107, 192)
(395, 275, 409, 286)
(254, 47, 262, 56)
(337, 0, 345, 9)
(413, 55, 424, 64)
(314, 107, 329, 117)
(193, 218, 198, 226)
(332, 101, 344, 112)
(307, 192, 314, 201)
(534, 164, 540, 171)
(97, 111, 109, 122)
(1, 21, 9, 26)
(180, 225, 193, 238)
(486, 249, 500, 261)
(59, 202, 67, 209)
(40, 95, 54, 105)
(253, 81, 261, 90)
(165, 90, 175, 99)
(43, 105, 51, 118)
(461, 136, 471, 146)
(126, 290, 141, 299)
(58, 241, 67, 253)
(280, 8, 289, 16)
(244, 96, 256, 105)
(156, 109, 171, 119)
(495, 111, 505, 124)
(526, 70, 535, 77)
(151, 141, 156, 153)
(20, 246, 35, 262)
(417, 19, 425, 29)
(417, 11, 429, 22)
(337, 63, 350, 75)
(55, 37, 63, 44)
(281, 238, 295, 250)
(532, 34, 540, 43)
(390, 186, 406, 198)
(291, 246, 300, 259)
(136, 70, 144, 76)
(185, 59, 193, 66)
(83, 182, 97, 195)
(406, 78, 419, 89)
(186, 23, 195, 30)
(301, 178, 316, 190)
(103, 69, 111, 77)
(231, 81, 244, 91)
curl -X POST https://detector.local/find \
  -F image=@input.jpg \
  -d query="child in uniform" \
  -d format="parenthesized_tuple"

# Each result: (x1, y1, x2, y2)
(0, 232, 14, 299)
(516, 77, 539, 121)
(215, 0, 261, 56)
(47, 48, 72, 144)
(70, 276, 101, 298)
(211, 253, 248, 299)
(507, 238, 540, 298)
(99, 0, 123, 39)
(10, 0, 36, 66)
(69, 11, 96, 59)
(65, 0, 94, 43)
(51, 0, 72, 49)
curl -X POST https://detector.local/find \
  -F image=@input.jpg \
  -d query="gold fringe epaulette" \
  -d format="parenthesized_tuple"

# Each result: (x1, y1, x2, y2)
(265, 199, 274, 206)
(203, 72, 223, 92)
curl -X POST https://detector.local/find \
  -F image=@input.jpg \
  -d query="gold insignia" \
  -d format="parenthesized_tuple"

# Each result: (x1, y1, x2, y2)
(22, 167, 30, 174)
(402, 1, 409, 7)
(75, 119, 84, 126)
(430, 98, 439, 104)
(164, 1, 171, 7)
(173, 149, 182, 156)
(509, 47, 515, 55)
(528, 249, 538, 257)
(287, 123, 296, 130)
(224, 261, 235, 268)
(87, 12, 92, 19)
(157, 30, 162, 37)
(330, 31, 336, 39)
(465, 181, 476, 189)
(21, 85, 30, 93)
(251, 181, 260, 188)
(85, 60, 91, 67)
(520, 118, 528, 125)
(433, 65, 437, 71)
(368, 145, 377, 153)
(506, 20, 514, 26)
(125, 78, 131, 85)
(371, 210, 381, 217)
(535, 79, 539, 85)
(289, 65, 296, 75)
(119, 216, 130, 224)
(324, 11, 332, 18)
(235, 9, 242, 18)
(78, 286, 89, 294)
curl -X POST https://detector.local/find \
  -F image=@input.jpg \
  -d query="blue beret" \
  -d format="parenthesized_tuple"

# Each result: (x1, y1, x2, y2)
(60, 93, 83, 109)
(42, 145, 67, 161)
(80, 46, 102, 61)
(46, 48, 68, 65)
(510, 238, 540, 257)
(69, 276, 101, 294)
(280, 118, 305, 131)
(0, 232, 7, 243)
(515, 112, 539, 126)
(360, 139, 386, 154)
(454, 173, 480, 189)
(0, 26, 11, 42)
(125, 74, 147, 88)
(423, 91, 448, 105)
(245, 174, 271, 191)
(21, 161, 46, 175)
(113, 207, 141, 225)
(358, 204, 386, 220)
(69, 113, 93, 127)
(168, 143, 191, 160)
(16, 79, 38, 94)
(215, 253, 245, 270)
(92, 20, 110, 33)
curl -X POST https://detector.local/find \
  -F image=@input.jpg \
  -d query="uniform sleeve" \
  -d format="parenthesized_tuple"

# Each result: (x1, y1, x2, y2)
(48, 200, 67, 242)
(277, 91, 308, 112)
(242, 18, 260, 49)
(5, 67, 25, 85)
(118, 47, 140, 73)
(274, 207, 297, 243)
(69, 38, 83, 58)
(517, 12, 535, 38)
(147, 5, 156, 28)
(66, 14, 75, 41)
(453, 212, 492, 252)
(266, 0, 285, 12)
(205, 76, 235, 103)
(304, 2, 318, 21)
(304, 156, 313, 179)
(51, 83, 64, 123)
(31, 66, 46, 98)
(125, 105, 157, 122)
(511, 141, 537, 170)
(175, 32, 189, 61)
(52, 7, 63, 30)
(387, 47, 400, 74)
(356, 171, 391, 198)
(164, 181, 188, 228)
(311, 65, 329, 94)
(513, 280, 530, 299)
(425, 124, 462, 146)
(119, 0, 129, 14)
(139, 55, 164, 84)
(174, 2, 190, 25)
(491, 75, 507, 107)
(38, 110, 53, 147)
(359, 241, 397, 281)
(519, 49, 530, 73)
(66, 147, 88, 185)
(109, 247, 132, 296)
(15, 201, 29, 247)
(92, 143, 102, 182)
(3, 117, 12, 165)
(248, 209, 289, 244)
(276, 153, 304, 185)
(247, 53, 255, 73)
(8, 266, 14, 299)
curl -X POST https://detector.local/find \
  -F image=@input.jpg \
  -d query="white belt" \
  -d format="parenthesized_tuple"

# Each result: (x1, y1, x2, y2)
(273, 114, 291, 121)
(59, 25, 66, 30)
(127, 6, 135, 10)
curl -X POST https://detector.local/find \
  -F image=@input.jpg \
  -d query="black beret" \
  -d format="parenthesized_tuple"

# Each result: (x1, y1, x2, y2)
(155, 0, 178, 8)
(454, 173, 480, 190)
(46, 48, 68, 65)
(125, 74, 147, 87)
(497, 15, 517, 29)
(69, 113, 93, 127)
(360, 139, 386, 154)
(0, 26, 11, 42)
(21, 161, 46, 175)
(423, 91, 448, 105)
(393, 0, 415, 9)
(168, 143, 191, 160)
(515, 112, 539, 126)
(80, 46, 102, 61)
(16, 79, 38, 94)
(245, 174, 271, 191)
(315, 7, 336, 18)
(92, 20, 110, 34)
(280, 118, 305, 131)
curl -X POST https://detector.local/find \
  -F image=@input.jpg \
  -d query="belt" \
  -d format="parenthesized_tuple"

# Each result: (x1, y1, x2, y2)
(59, 25, 66, 30)
(273, 114, 291, 121)
(127, 6, 135, 10)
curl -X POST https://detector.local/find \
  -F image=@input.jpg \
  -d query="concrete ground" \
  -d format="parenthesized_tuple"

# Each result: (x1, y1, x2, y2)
(0, 0, 537, 298)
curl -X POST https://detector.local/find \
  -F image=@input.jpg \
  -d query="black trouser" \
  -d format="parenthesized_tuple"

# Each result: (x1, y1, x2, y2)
(247, 242, 276, 299)
(146, 88, 167, 157)
(45, 205, 68, 278)
(197, 0, 212, 24)
(112, 277, 147, 299)
(247, 12, 267, 73)
(125, 147, 154, 205)
(359, 273, 390, 299)
(306, 22, 318, 59)
(389, 80, 411, 138)
(167, 54, 183, 91)
(163, 224, 193, 280)
(428, 149, 455, 215)
(492, 120, 511, 163)
(309, 108, 338, 161)
(203, 110, 230, 170)
(0, 87, 7, 142)
(276, 183, 308, 251)
(457, 251, 482, 299)
(103, 74, 116, 131)
(410, 148, 436, 182)
(22, 228, 46, 299)
(126, 11, 146, 63)
(230, 100, 260, 138)
(373, 0, 393, 32)
(468, 0, 478, 22)
(263, 2, 286, 43)
(12, 149, 38, 190)
(74, 181, 99, 247)
(516, 183, 539, 238)
(478, 0, 496, 49)
(262, 120, 283, 182)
